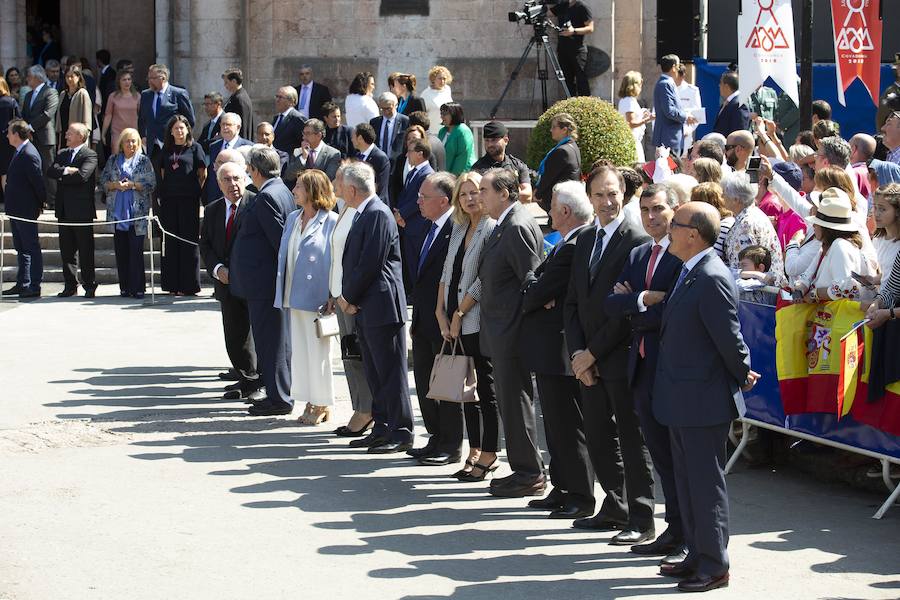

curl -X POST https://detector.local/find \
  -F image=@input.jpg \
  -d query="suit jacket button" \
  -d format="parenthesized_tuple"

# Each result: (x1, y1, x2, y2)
(306, 274, 312, 280)
(309, 255, 316, 261)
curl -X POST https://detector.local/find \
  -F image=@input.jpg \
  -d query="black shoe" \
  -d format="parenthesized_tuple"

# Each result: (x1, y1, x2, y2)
(660, 561, 695, 579)
(406, 443, 438, 459)
(334, 419, 374, 437)
(1, 285, 22, 296)
(224, 381, 242, 392)
(549, 503, 595, 519)
(489, 472, 519, 489)
(632, 529, 682, 556)
(677, 572, 729, 592)
(247, 402, 292, 416)
(349, 433, 388, 448)
(489, 474, 546, 498)
(418, 452, 461, 466)
(133, 292, 145, 299)
(219, 369, 240, 381)
(368, 440, 413, 454)
(458, 458, 499, 482)
(84, 286, 97, 298)
(528, 489, 566, 510)
(661, 545, 689, 566)
(223, 389, 242, 400)
(610, 528, 655, 546)
(19, 288, 41, 298)
(572, 513, 628, 531)
(57, 288, 77, 298)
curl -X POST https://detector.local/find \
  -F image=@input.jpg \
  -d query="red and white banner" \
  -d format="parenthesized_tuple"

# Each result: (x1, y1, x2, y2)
(738, 0, 799, 107)
(831, 0, 882, 106)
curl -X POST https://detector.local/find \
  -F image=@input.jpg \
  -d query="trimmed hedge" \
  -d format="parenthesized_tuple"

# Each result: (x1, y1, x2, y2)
(526, 96, 637, 173)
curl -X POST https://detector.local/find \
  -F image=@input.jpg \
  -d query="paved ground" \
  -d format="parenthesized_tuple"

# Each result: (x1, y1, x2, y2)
(1, 288, 899, 600)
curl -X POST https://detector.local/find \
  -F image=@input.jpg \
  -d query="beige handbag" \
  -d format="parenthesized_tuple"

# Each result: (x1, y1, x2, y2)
(427, 338, 478, 403)
(314, 313, 340, 338)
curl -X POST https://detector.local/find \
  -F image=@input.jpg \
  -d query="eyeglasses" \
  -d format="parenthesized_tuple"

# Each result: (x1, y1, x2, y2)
(274, 94, 289, 100)
(669, 220, 698, 230)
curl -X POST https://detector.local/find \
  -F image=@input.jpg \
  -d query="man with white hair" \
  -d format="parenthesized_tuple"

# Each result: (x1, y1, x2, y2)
(520, 179, 596, 519)
(21, 65, 59, 206)
(272, 86, 306, 155)
(338, 161, 414, 453)
(369, 91, 409, 161)
(720, 171, 785, 284)
(204, 112, 253, 204)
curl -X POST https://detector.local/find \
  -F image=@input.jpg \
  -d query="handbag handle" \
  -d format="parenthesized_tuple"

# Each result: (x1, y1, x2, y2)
(439, 337, 468, 357)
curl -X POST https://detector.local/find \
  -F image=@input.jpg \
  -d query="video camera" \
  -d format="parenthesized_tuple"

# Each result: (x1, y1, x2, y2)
(508, 0, 560, 27)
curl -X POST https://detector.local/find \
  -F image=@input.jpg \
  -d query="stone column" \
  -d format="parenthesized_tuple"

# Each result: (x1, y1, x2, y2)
(586, 0, 615, 100)
(0, 0, 28, 72)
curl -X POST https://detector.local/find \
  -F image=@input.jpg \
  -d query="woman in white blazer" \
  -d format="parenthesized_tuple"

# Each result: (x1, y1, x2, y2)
(275, 169, 339, 425)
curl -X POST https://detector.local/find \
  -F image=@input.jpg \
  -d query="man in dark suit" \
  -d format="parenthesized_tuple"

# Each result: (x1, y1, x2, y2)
(203, 112, 253, 205)
(564, 165, 654, 544)
(713, 70, 750, 137)
(520, 180, 595, 518)
(295, 65, 332, 121)
(254, 122, 289, 171)
(408, 111, 446, 172)
(46, 123, 99, 298)
(604, 184, 685, 562)
(272, 86, 306, 155)
(322, 102, 354, 158)
(1, 120, 46, 298)
(338, 161, 414, 453)
(392, 139, 435, 286)
(352, 123, 391, 204)
(198, 92, 225, 154)
(406, 172, 460, 464)
(222, 68, 255, 139)
(282, 119, 342, 187)
(22, 65, 59, 207)
(138, 63, 195, 154)
(34, 29, 61, 67)
(651, 54, 695, 155)
(654, 202, 758, 593)
(200, 160, 263, 403)
(229, 147, 296, 416)
(478, 168, 546, 497)
(370, 92, 410, 163)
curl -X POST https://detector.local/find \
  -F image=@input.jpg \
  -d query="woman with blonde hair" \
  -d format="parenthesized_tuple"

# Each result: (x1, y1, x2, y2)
(691, 157, 722, 184)
(55, 66, 93, 147)
(101, 69, 140, 153)
(421, 65, 453, 133)
(275, 169, 339, 425)
(617, 71, 653, 162)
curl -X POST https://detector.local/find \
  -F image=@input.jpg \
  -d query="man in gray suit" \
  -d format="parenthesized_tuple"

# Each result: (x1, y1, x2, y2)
(283, 118, 341, 187)
(21, 65, 59, 207)
(477, 167, 545, 498)
(654, 202, 758, 593)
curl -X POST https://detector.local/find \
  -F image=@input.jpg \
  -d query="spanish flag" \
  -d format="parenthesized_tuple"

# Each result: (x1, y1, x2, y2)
(837, 326, 863, 418)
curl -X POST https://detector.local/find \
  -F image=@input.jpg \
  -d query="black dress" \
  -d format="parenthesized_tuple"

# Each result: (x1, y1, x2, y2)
(154, 142, 206, 294)
(0, 95, 19, 175)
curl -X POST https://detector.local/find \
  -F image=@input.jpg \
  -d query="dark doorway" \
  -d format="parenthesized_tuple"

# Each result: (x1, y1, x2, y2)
(25, 0, 61, 65)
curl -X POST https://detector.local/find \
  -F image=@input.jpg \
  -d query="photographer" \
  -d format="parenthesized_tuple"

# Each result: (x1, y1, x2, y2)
(550, 0, 594, 97)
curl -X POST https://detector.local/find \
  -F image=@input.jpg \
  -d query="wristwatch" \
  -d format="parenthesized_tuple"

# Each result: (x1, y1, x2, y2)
(455, 310, 465, 319)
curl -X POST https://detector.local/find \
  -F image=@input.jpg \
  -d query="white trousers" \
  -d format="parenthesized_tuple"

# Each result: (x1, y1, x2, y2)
(288, 309, 334, 406)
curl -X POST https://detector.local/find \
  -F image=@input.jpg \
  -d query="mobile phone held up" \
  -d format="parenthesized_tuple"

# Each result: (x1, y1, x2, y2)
(747, 156, 762, 184)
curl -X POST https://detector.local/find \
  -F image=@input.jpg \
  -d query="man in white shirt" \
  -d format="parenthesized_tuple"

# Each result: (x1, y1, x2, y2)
(204, 112, 252, 204)
(284, 118, 341, 184)
(294, 65, 332, 121)
(370, 92, 410, 161)
(675, 64, 704, 156)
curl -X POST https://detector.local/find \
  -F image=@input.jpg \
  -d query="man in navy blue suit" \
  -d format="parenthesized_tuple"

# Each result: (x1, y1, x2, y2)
(351, 123, 391, 204)
(137, 64, 195, 155)
(605, 184, 684, 563)
(651, 55, 696, 155)
(712, 71, 750, 138)
(203, 112, 252, 205)
(229, 147, 296, 416)
(369, 92, 410, 164)
(393, 138, 434, 286)
(1, 120, 46, 298)
(272, 86, 306, 155)
(653, 202, 759, 592)
(338, 161, 414, 453)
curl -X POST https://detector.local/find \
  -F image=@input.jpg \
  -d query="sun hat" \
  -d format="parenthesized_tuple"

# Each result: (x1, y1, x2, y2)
(807, 187, 857, 232)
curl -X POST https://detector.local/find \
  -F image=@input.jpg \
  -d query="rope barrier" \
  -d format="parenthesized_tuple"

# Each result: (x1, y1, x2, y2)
(2, 214, 151, 227)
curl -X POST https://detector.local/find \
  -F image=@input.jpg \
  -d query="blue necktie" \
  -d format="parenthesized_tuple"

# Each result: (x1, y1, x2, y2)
(352, 211, 361, 225)
(299, 86, 309, 114)
(404, 167, 417, 187)
(588, 228, 606, 282)
(153, 91, 161, 117)
(381, 119, 391, 152)
(672, 265, 690, 294)
(418, 222, 439, 275)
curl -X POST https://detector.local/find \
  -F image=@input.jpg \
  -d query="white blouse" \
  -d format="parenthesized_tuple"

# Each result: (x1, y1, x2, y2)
(421, 86, 453, 134)
(329, 205, 357, 297)
(874, 236, 900, 288)
(796, 237, 873, 300)
(344, 94, 379, 128)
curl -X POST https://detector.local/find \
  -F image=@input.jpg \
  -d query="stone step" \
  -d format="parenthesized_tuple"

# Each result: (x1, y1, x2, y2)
(1, 264, 214, 285)
(1, 232, 136, 251)
(1, 248, 162, 269)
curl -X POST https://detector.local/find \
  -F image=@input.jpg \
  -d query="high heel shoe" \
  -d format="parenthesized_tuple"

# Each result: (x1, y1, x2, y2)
(298, 405, 332, 425)
(457, 457, 499, 482)
(452, 458, 477, 479)
(334, 418, 374, 437)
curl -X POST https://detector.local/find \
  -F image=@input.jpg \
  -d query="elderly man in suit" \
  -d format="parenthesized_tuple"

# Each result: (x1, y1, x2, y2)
(198, 92, 225, 154)
(564, 165, 655, 544)
(199, 157, 263, 403)
(605, 184, 685, 563)
(230, 146, 296, 416)
(1, 120, 46, 298)
(21, 65, 59, 207)
(712, 71, 750, 138)
(520, 180, 595, 518)
(203, 112, 253, 205)
(283, 118, 341, 187)
(654, 202, 758, 593)
(352, 123, 391, 203)
(393, 138, 435, 286)
(370, 92, 410, 163)
(338, 161, 415, 453)
(407, 171, 460, 465)
(254, 122, 289, 172)
(478, 167, 545, 497)
(46, 123, 99, 298)
(295, 65, 332, 121)
(272, 86, 306, 155)
(222, 68, 255, 139)
(138, 64, 195, 154)
(652, 55, 695, 155)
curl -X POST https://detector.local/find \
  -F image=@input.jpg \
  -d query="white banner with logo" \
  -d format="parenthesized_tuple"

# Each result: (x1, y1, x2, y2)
(738, 0, 800, 106)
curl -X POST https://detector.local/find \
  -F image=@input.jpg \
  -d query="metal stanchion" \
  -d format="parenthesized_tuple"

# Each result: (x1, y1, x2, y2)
(147, 213, 156, 305)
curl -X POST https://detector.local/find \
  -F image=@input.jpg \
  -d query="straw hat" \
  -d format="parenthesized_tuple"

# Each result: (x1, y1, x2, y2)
(807, 187, 856, 232)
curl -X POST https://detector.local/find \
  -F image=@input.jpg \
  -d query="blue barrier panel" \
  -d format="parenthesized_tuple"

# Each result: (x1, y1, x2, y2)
(739, 302, 900, 460)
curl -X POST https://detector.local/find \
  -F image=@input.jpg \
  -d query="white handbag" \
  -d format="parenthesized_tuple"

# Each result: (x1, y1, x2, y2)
(314, 313, 340, 338)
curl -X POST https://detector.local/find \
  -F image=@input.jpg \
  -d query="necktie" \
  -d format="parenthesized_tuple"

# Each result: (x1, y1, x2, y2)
(29, 88, 38, 109)
(418, 222, 439, 275)
(404, 166, 417, 187)
(588, 228, 606, 282)
(639, 244, 663, 358)
(225, 203, 237, 244)
(352, 211, 361, 225)
(153, 91, 161, 117)
(306, 148, 316, 169)
(381, 119, 391, 152)
(672, 265, 690, 294)
(206, 119, 216, 140)
(299, 86, 309, 114)
(273, 114, 282, 130)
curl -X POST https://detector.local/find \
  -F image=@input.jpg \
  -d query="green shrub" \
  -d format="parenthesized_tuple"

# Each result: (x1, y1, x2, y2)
(526, 96, 637, 173)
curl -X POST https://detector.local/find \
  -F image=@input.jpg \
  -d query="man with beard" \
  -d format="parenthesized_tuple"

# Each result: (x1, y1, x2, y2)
(471, 121, 532, 204)
(724, 130, 754, 173)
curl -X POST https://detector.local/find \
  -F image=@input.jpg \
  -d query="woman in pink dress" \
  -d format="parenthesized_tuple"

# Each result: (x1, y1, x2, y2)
(101, 70, 139, 152)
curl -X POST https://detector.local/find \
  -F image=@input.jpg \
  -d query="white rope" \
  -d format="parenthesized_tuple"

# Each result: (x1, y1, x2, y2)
(1, 213, 151, 226)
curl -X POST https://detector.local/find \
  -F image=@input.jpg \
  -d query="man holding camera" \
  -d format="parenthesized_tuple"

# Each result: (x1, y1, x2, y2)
(550, 0, 594, 97)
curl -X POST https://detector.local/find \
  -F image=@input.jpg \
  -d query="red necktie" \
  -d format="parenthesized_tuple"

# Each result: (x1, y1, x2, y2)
(225, 203, 236, 244)
(306, 148, 316, 169)
(639, 244, 662, 358)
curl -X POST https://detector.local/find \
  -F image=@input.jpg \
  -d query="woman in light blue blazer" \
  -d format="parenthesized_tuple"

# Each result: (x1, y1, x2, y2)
(275, 169, 339, 425)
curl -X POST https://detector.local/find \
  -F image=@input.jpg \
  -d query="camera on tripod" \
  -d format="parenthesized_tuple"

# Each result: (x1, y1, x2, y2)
(508, 0, 553, 26)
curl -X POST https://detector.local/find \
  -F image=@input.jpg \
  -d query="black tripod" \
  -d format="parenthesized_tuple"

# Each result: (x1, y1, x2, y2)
(490, 22, 570, 119)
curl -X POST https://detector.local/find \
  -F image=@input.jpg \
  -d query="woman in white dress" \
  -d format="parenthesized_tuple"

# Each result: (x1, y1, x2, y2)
(344, 71, 379, 128)
(275, 169, 339, 425)
(617, 71, 653, 163)
(873, 183, 900, 286)
(420, 66, 454, 134)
